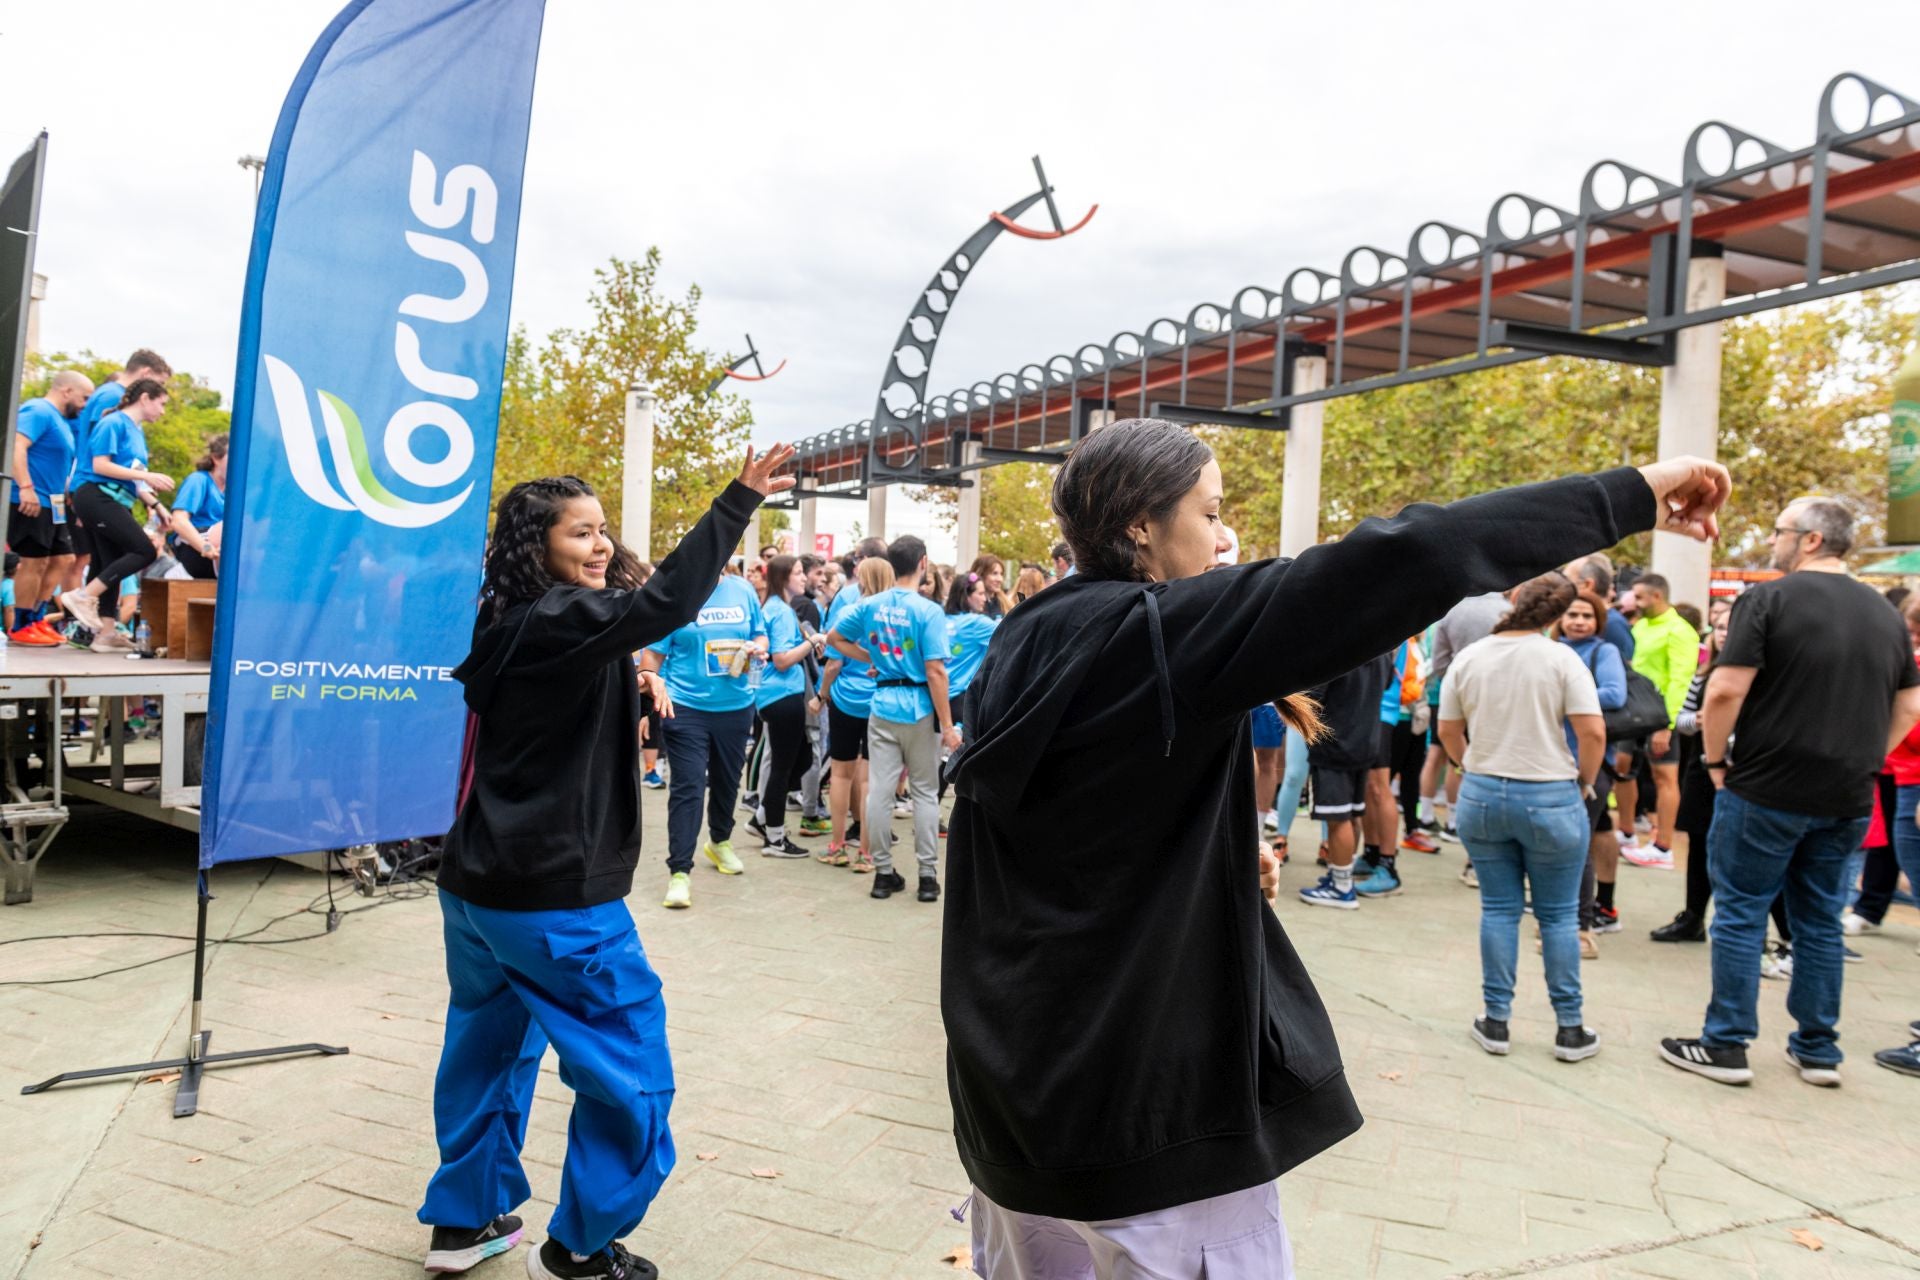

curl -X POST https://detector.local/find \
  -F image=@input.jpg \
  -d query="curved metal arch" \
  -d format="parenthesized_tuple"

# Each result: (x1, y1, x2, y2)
(1407, 220, 1482, 271)
(1683, 120, 1787, 185)
(1231, 284, 1284, 323)
(1574, 162, 1673, 221)
(1280, 266, 1340, 312)
(1340, 244, 1406, 291)
(869, 155, 1095, 479)
(1484, 190, 1576, 246)
(1817, 70, 1920, 141)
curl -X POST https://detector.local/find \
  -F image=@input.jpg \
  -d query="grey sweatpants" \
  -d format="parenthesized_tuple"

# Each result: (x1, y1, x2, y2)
(867, 712, 940, 879)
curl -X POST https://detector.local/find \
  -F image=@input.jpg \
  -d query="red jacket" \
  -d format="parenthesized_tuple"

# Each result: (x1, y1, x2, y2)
(1886, 648, 1920, 788)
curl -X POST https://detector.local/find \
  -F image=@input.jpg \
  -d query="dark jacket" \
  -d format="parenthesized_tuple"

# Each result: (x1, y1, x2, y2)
(1306, 653, 1394, 770)
(438, 481, 762, 911)
(943, 467, 1655, 1220)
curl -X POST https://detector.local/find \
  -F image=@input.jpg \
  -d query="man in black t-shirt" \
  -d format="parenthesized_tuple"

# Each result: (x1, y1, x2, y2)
(1660, 499, 1920, 1088)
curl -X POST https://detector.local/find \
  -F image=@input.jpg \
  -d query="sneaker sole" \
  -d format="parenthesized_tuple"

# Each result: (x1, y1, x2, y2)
(1356, 883, 1403, 898)
(1554, 1038, 1601, 1063)
(703, 848, 743, 875)
(1875, 1053, 1920, 1078)
(425, 1229, 522, 1273)
(1298, 893, 1359, 910)
(761, 848, 812, 859)
(1657, 1043, 1753, 1084)
(1785, 1050, 1841, 1087)
(1470, 1027, 1510, 1056)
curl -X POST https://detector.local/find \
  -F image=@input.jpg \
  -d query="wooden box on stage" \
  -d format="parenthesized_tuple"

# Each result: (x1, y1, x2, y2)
(142, 579, 219, 656)
(186, 598, 217, 662)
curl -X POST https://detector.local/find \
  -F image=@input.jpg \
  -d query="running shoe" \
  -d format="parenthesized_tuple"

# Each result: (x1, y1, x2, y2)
(1844, 944, 1863, 963)
(760, 835, 810, 859)
(1471, 1017, 1510, 1055)
(1554, 1026, 1601, 1063)
(1262, 811, 1280, 835)
(1398, 831, 1440, 854)
(703, 839, 743, 875)
(1760, 942, 1793, 980)
(1298, 874, 1359, 910)
(846, 820, 862, 842)
(870, 869, 907, 900)
(939, 820, 949, 838)
(1784, 1048, 1841, 1087)
(527, 1238, 658, 1280)
(1355, 860, 1402, 897)
(60, 590, 103, 635)
(1459, 862, 1478, 889)
(91, 629, 135, 653)
(1874, 1041, 1920, 1078)
(892, 797, 911, 817)
(1658, 1037, 1752, 1085)
(1439, 822, 1461, 844)
(1614, 832, 1641, 856)
(7, 624, 57, 647)
(813, 841, 850, 867)
(917, 876, 940, 902)
(1621, 842, 1673, 869)
(1841, 911, 1880, 936)
(661, 872, 691, 909)
(424, 1214, 523, 1273)
(799, 815, 832, 836)
(746, 815, 770, 843)
(1592, 905, 1621, 934)
(642, 770, 666, 790)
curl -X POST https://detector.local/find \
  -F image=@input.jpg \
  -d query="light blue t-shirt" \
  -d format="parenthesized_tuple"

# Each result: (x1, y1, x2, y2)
(73, 382, 126, 481)
(824, 580, 874, 717)
(943, 612, 999, 699)
(74, 409, 149, 491)
(13, 398, 76, 519)
(1, 579, 14, 610)
(835, 587, 952, 726)
(644, 576, 767, 714)
(1379, 640, 1409, 725)
(756, 596, 808, 709)
(172, 469, 225, 531)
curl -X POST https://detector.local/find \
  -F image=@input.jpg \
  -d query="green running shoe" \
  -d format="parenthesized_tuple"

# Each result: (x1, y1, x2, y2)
(662, 872, 691, 909)
(704, 840, 743, 875)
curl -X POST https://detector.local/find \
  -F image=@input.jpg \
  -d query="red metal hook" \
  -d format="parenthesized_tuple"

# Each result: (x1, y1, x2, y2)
(990, 204, 1098, 240)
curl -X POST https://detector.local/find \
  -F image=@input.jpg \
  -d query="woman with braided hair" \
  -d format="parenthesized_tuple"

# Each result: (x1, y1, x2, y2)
(418, 447, 791, 1280)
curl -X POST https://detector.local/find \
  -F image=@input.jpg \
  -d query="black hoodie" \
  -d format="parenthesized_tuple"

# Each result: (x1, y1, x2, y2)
(438, 481, 762, 912)
(944, 467, 1654, 1220)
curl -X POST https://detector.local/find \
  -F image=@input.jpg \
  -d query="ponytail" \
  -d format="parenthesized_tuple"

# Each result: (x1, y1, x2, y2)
(195, 433, 230, 473)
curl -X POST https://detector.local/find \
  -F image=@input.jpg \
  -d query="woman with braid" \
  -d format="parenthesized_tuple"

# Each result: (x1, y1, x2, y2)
(417, 446, 792, 1280)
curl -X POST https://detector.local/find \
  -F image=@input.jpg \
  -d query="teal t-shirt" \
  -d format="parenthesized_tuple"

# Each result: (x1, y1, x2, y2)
(835, 587, 951, 725)
(944, 612, 998, 699)
(73, 381, 125, 481)
(14, 398, 75, 515)
(644, 576, 766, 713)
(824, 581, 874, 717)
(74, 409, 148, 491)
(756, 596, 808, 709)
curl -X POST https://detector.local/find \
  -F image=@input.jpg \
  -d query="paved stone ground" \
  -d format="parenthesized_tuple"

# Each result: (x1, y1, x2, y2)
(4, 799, 1919, 1279)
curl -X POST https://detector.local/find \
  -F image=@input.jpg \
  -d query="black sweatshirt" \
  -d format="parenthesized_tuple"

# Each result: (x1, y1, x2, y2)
(944, 467, 1655, 1220)
(1307, 652, 1394, 770)
(438, 481, 763, 911)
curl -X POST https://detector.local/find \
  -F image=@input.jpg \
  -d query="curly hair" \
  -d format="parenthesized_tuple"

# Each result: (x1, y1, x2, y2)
(479, 476, 643, 623)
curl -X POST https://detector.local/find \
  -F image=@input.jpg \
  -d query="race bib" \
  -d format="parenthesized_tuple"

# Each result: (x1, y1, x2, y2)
(49, 493, 66, 526)
(703, 638, 752, 679)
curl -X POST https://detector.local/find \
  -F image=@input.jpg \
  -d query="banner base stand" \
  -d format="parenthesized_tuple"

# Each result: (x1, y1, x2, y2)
(18, 871, 349, 1115)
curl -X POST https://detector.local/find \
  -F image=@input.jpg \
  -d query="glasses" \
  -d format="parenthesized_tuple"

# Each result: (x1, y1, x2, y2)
(1772, 525, 1809, 538)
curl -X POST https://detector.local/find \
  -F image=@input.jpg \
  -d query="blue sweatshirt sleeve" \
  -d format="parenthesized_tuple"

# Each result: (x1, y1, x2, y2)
(1594, 641, 1628, 711)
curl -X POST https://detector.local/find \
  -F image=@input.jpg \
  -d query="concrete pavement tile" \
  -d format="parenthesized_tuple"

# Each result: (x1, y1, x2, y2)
(749, 1225, 903, 1279)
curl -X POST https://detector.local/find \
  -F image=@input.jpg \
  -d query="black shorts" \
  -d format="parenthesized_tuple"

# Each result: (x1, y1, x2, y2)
(7, 502, 73, 559)
(1648, 734, 1679, 766)
(1309, 766, 1368, 820)
(1586, 771, 1614, 834)
(65, 497, 93, 559)
(827, 699, 869, 763)
(1372, 721, 1395, 771)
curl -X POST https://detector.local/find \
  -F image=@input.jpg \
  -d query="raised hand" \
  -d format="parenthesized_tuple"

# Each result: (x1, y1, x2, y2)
(738, 444, 798, 498)
(1637, 456, 1732, 543)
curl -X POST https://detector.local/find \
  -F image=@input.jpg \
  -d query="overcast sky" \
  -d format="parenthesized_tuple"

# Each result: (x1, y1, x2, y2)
(6, 1, 1914, 558)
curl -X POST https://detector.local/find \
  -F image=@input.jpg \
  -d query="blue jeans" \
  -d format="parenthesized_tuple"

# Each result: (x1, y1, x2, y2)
(1702, 789, 1864, 1065)
(660, 705, 754, 873)
(420, 893, 675, 1254)
(1275, 725, 1310, 823)
(1455, 774, 1589, 1026)
(1891, 786, 1920, 911)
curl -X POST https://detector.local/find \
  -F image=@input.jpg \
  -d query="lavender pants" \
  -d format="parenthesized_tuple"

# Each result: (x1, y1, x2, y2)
(970, 1182, 1293, 1279)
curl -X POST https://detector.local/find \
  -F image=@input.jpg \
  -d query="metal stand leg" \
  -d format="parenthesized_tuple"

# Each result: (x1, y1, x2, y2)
(18, 871, 349, 1110)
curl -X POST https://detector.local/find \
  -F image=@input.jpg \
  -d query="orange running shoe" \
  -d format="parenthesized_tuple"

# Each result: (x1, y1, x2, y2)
(1399, 831, 1441, 854)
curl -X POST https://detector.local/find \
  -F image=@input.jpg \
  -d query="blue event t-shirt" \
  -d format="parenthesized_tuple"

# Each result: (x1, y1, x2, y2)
(644, 576, 766, 713)
(73, 381, 126, 482)
(13, 398, 76, 517)
(1379, 640, 1409, 724)
(756, 596, 808, 710)
(824, 580, 874, 717)
(172, 469, 225, 531)
(74, 409, 149, 491)
(943, 612, 998, 700)
(835, 587, 952, 725)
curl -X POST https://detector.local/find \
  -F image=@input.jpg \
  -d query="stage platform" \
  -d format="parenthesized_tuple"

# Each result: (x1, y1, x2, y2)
(0, 643, 211, 904)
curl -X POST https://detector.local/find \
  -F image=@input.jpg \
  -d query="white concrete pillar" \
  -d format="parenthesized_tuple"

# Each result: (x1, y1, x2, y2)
(1279, 355, 1327, 558)
(745, 510, 762, 564)
(25, 273, 46, 359)
(622, 384, 655, 557)
(956, 442, 983, 568)
(1651, 256, 1726, 610)
(797, 477, 817, 556)
(867, 484, 889, 543)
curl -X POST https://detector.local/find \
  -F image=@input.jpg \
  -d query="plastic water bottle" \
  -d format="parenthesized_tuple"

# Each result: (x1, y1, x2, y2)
(135, 619, 153, 657)
(747, 649, 767, 691)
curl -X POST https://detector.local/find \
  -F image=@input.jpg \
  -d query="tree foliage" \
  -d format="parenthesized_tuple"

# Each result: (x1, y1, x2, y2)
(20, 350, 230, 485)
(495, 250, 754, 560)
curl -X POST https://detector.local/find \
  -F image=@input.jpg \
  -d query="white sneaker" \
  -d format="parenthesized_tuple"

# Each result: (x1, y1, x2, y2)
(1785, 1049, 1840, 1087)
(1760, 944, 1793, 981)
(1841, 911, 1880, 937)
(1460, 862, 1479, 889)
(1261, 810, 1280, 834)
(1622, 843, 1673, 870)
(1614, 832, 1640, 854)
(662, 872, 691, 909)
(62, 590, 104, 635)
(892, 798, 911, 817)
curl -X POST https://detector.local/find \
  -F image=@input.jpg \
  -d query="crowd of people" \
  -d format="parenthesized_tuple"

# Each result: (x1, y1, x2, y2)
(8, 349, 229, 657)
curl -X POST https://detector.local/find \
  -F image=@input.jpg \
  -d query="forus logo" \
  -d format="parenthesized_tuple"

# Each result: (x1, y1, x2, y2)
(264, 151, 496, 528)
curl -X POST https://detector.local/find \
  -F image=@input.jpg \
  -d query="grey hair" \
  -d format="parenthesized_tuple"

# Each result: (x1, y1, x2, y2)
(1786, 497, 1854, 559)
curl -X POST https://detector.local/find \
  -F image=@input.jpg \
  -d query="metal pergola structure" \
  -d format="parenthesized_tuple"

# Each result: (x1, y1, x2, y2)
(775, 71, 1920, 501)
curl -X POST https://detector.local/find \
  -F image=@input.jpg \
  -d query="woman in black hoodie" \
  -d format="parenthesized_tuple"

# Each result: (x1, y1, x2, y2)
(418, 447, 790, 1280)
(944, 419, 1727, 1275)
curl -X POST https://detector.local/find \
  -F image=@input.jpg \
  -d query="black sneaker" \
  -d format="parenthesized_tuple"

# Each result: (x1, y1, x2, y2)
(870, 870, 907, 900)
(1554, 1026, 1601, 1062)
(1650, 910, 1706, 943)
(846, 820, 862, 842)
(1658, 1036, 1753, 1085)
(1843, 944, 1863, 964)
(424, 1214, 523, 1273)
(1592, 905, 1622, 934)
(746, 815, 769, 843)
(761, 834, 811, 859)
(529, 1239, 657, 1280)
(918, 876, 940, 902)
(1471, 1017, 1510, 1056)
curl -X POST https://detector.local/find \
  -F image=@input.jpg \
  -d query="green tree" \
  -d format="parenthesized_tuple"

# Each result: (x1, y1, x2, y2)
(494, 251, 754, 560)
(924, 462, 1063, 566)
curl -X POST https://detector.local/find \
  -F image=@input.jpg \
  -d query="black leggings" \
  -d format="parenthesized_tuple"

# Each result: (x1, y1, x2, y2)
(72, 483, 155, 588)
(175, 540, 217, 579)
(756, 693, 810, 825)
(1387, 718, 1424, 836)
